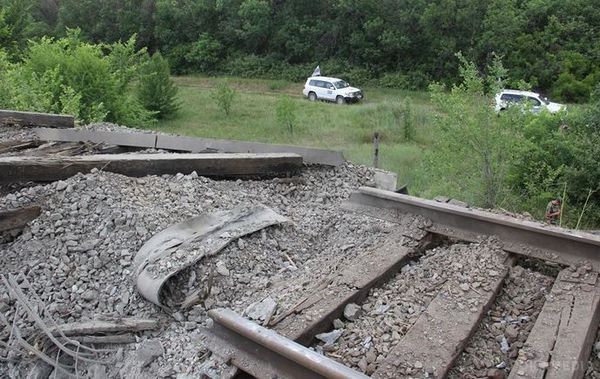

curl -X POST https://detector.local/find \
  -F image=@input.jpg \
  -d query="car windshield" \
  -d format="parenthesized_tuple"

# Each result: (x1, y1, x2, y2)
(334, 80, 349, 89)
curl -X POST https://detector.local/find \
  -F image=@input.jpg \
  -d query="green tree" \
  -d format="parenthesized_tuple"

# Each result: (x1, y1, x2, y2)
(136, 52, 179, 119)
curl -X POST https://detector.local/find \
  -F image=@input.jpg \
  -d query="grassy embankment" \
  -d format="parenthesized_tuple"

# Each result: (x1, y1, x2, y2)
(147, 76, 436, 192)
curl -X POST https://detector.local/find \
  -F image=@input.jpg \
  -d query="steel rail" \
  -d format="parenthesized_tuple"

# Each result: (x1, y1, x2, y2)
(204, 308, 369, 379)
(346, 187, 600, 270)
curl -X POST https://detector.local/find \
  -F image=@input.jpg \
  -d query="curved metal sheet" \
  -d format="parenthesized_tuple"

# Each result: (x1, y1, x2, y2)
(133, 205, 289, 306)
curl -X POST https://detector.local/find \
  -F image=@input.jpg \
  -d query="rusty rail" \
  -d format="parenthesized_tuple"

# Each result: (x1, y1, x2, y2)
(203, 308, 369, 379)
(345, 187, 600, 270)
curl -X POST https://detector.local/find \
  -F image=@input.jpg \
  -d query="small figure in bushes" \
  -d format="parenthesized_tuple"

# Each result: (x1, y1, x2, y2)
(545, 197, 562, 225)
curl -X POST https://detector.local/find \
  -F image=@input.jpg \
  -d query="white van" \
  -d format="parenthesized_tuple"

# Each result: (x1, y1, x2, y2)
(302, 76, 363, 104)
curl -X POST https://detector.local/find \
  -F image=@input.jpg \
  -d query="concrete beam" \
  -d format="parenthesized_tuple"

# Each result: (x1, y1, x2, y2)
(0, 153, 303, 183)
(35, 128, 156, 148)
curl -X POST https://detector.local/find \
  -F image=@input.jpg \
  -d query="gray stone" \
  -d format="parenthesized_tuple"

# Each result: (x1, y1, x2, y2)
(136, 340, 164, 367)
(82, 289, 98, 301)
(56, 181, 68, 191)
(216, 261, 229, 276)
(448, 199, 469, 208)
(315, 329, 343, 346)
(245, 297, 277, 321)
(343, 303, 362, 321)
(184, 322, 197, 331)
(333, 319, 345, 329)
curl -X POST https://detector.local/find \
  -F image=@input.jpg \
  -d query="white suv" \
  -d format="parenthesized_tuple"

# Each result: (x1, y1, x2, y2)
(495, 89, 565, 114)
(302, 76, 363, 104)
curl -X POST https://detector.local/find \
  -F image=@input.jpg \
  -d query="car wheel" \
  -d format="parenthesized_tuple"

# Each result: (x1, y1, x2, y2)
(336, 96, 345, 105)
(308, 92, 317, 102)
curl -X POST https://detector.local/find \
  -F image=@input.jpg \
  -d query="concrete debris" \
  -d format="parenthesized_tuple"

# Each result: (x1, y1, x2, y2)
(0, 121, 394, 378)
(316, 329, 343, 346)
(245, 297, 277, 322)
(372, 169, 397, 192)
(136, 340, 165, 367)
(450, 265, 554, 377)
(343, 303, 362, 321)
(333, 319, 345, 329)
(216, 261, 230, 276)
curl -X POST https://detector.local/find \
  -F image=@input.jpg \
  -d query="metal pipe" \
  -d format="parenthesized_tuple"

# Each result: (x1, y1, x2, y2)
(208, 308, 369, 379)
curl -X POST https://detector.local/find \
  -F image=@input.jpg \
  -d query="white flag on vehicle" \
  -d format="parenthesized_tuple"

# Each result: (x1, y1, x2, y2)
(312, 65, 321, 77)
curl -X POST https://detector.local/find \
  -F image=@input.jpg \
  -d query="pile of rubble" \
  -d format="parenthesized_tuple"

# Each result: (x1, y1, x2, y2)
(0, 138, 398, 378)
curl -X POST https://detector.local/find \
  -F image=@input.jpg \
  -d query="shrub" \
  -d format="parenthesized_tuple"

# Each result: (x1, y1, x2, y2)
(420, 53, 523, 208)
(136, 52, 179, 119)
(275, 96, 296, 135)
(0, 30, 173, 127)
(213, 82, 236, 116)
(403, 100, 415, 142)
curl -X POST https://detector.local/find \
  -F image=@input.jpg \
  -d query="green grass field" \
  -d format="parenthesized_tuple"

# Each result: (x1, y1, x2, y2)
(146, 76, 437, 190)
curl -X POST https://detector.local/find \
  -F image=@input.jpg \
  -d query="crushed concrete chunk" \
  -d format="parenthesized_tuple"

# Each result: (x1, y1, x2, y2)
(136, 340, 164, 367)
(245, 297, 277, 322)
(343, 303, 362, 321)
(316, 329, 343, 346)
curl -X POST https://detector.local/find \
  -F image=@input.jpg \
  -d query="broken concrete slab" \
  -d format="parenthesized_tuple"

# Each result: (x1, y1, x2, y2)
(155, 134, 345, 166)
(0, 109, 75, 128)
(35, 128, 157, 148)
(373, 169, 397, 191)
(245, 297, 277, 323)
(0, 152, 303, 183)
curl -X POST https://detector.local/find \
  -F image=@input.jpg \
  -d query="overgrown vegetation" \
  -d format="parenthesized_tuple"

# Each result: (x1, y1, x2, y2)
(2, 0, 599, 101)
(418, 55, 600, 227)
(0, 30, 178, 126)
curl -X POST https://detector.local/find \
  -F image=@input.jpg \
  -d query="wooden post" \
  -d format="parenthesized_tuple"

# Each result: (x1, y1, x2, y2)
(373, 132, 380, 168)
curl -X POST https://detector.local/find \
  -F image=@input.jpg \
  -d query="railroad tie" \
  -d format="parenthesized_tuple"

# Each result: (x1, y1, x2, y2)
(509, 267, 600, 379)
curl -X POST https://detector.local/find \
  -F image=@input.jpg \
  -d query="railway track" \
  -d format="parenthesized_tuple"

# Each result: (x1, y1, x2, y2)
(202, 187, 600, 379)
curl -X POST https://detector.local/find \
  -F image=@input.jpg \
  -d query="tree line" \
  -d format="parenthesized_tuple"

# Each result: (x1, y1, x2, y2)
(2, 0, 600, 102)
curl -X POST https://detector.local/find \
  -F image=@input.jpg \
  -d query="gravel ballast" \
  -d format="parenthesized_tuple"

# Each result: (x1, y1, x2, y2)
(0, 127, 400, 378)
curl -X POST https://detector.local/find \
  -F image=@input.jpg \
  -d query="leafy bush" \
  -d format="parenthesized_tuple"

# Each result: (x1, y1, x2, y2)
(136, 52, 179, 119)
(213, 82, 236, 116)
(184, 34, 223, 73)
(0, 30, 176, 127)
